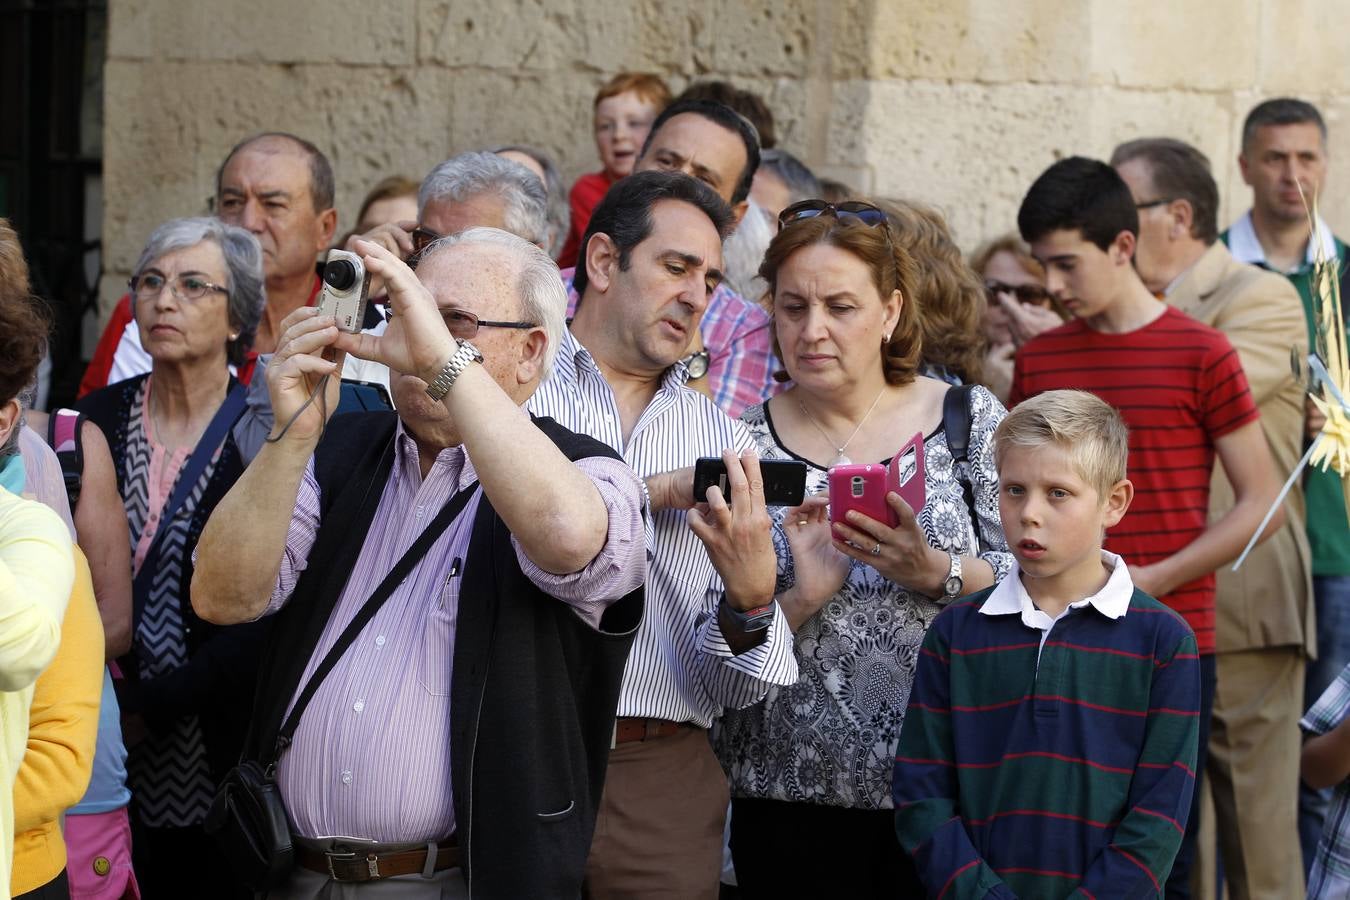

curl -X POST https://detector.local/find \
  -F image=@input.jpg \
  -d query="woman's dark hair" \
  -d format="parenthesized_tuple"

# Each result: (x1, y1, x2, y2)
(759, 209, 923, 386)
(641, 99, 762, 205)
(573, 171, 734, 297)
(0, 219, 50, 405)
(1017, 156, 1138, 252)
(880, 199, 986, 386)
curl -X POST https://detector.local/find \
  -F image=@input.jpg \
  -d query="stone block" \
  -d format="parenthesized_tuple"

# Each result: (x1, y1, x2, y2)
(418, 0, 707, 75)
(830, 0, 1090, 85)
(700, 0, 816, 78)
(108, 0, 416, 66)
(1255, 0, 1350, 95)
(1086, 0, 1260, 91)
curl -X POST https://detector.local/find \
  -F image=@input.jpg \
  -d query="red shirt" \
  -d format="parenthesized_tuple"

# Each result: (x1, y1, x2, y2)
(557, 170, 617, 269)
(1010, 306, 1260, 654)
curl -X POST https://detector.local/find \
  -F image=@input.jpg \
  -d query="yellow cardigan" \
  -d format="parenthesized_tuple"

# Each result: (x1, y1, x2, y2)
(0, 487, 74, 895)
(11, 547, 102, 895)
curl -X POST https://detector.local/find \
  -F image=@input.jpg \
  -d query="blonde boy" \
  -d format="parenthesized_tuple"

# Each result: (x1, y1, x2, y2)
(895, 390, 1201, 899)
(557, 72, 671, 265)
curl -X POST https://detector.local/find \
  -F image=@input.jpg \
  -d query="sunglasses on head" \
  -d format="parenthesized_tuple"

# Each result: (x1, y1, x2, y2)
(778, 200, 890, 232)
(984, 280, 1054, 308)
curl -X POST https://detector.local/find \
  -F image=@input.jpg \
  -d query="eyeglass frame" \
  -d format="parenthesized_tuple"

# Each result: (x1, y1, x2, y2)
(128, 270, 230, 304)
(439, 307, 538, 341)
(1134, 197, 1174, 211)
(983, 279, 1055, 307)
(407, 226, 443, 270)
(777, 199, 891, 232)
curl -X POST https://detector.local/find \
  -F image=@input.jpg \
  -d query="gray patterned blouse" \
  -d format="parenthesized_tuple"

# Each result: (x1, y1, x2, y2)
(715, 384, 1012, 810)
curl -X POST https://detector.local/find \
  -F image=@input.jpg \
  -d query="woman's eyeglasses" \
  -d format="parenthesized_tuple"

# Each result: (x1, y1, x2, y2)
(984, 280, 1054, 308)
(777, 200, 890, 232)
(129, 272, 228, 303)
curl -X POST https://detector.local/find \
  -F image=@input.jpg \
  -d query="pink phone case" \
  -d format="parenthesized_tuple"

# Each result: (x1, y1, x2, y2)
(829, 464, 897, 528)
(887, 432, 926, 512)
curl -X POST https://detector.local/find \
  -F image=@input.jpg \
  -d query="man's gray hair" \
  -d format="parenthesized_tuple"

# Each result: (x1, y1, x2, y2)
(133, 217, 266, 366)
(490, 144, 570, 260)
(419, 152, 549, 248)
(759, 149, 821, 208)
(420, 227, 566, 379)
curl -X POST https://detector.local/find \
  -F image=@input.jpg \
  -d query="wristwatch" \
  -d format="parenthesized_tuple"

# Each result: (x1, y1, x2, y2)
(941, 552, 964, 600)
(424, 340, 483, 402)
(680, 349, 710, 380)
(721, 596, 776, 632)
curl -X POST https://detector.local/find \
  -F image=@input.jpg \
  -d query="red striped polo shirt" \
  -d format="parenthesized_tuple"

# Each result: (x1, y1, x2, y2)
(1009, 306, 1259, 654)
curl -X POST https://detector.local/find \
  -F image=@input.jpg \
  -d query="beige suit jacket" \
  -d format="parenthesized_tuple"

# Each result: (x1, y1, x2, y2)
(1168, 240, 1313, 654)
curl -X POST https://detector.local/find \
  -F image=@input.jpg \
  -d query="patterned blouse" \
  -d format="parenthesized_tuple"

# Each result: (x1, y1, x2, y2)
(715, 384, 1012, 810)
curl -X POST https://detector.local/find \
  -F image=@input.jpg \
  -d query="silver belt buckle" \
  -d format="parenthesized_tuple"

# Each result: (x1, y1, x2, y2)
(326, 850, 356, 880)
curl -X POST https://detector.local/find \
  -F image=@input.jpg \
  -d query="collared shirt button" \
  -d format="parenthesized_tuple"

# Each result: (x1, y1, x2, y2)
(353, 699, 365, 713)
(340, 770, 353, 785)
(375, 635, 386, 648)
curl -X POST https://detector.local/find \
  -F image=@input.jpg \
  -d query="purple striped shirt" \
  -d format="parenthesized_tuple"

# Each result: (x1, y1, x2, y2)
(262, 419, 646, 842)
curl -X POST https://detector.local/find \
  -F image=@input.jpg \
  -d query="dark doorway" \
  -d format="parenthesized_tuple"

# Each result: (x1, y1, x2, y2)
(0, 0, 107, 410)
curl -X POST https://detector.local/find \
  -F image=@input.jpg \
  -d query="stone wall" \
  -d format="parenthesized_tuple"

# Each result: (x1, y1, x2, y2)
(101, 0, 1350, 318)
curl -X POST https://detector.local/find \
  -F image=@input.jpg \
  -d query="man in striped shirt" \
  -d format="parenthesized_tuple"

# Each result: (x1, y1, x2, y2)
(895, 390, 1201, 899)
(1009, 157, 1284, 897)
(530, 170, 798, 898)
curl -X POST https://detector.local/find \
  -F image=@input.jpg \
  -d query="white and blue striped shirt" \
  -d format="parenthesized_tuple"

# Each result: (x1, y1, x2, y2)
(530, 328, 799, 727)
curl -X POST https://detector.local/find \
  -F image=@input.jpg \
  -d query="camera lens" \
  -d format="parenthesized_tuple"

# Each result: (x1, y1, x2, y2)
(323, 259, 358, 291)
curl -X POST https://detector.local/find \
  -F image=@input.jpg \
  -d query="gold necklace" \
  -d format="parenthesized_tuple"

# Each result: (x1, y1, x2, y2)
(797, 386, 887, 467)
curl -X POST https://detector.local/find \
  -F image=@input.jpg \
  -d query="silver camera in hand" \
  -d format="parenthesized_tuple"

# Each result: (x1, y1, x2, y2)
(317, 249, 371, 333)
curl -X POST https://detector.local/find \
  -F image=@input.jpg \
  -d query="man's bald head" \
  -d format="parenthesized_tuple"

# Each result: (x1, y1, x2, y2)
(216, 132, 335, 214)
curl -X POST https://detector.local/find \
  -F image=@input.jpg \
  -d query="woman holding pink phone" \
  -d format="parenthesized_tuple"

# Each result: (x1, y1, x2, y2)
(708, 201, 1012, 897)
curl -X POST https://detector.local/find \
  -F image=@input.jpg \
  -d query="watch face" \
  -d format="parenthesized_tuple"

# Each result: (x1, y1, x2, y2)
(943, 576, 963, 597)
(685, 351, 709, 379)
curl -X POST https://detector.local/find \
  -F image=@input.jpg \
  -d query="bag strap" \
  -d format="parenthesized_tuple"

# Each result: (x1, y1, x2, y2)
(942, 384, 978, 522)
(132, 383, 247, 597)
(48, 408, 86, 510)
(269, 481, 481, 765)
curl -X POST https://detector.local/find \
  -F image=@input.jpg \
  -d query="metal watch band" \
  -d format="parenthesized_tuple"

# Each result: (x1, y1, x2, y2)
(942, 551, 964, 599)
(424, 340, 483, 402)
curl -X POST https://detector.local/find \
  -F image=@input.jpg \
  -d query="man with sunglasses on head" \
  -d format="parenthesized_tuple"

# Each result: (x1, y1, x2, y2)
(529, 170, 798, 899)
(81, 132, 341, 395)
(191, 226, 646, 898)
(557, 99, 782, 419)
(1111, 136, 1311, 899)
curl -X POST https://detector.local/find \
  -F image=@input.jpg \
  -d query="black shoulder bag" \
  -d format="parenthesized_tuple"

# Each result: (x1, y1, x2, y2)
(942, 384, 979, 541)
(205, 482, 479, 890)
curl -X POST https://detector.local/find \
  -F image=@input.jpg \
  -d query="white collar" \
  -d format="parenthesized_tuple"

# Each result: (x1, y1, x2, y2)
(1227, 209, 1338, 272)
(980, 550, 1134, 623)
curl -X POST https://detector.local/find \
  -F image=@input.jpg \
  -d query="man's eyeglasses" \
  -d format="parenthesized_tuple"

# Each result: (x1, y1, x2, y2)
(442, 308, 537, 341)
(129, 272, 229, 303)
(984, 280, 1054, 308)
(408, 226, 442, 270)
(778, 200, 890, 232)
(1134, 197, 1174, 211)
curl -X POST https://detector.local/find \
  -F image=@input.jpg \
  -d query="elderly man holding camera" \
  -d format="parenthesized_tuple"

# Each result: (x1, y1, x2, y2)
(192, 228, 646, 898)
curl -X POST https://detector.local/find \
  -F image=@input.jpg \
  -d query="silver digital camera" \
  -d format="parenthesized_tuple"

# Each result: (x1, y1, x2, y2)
(317, 249, 371, 333)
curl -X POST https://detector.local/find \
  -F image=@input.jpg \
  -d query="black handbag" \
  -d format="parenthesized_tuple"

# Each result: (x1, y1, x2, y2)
(205, 482, 480, 890)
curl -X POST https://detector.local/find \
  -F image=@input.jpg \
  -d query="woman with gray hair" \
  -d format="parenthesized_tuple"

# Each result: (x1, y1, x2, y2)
(75, 216, 269, 898)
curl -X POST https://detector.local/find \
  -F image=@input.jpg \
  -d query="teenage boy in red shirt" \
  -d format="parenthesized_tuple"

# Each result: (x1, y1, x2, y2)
(1010, 156, 1285, 898)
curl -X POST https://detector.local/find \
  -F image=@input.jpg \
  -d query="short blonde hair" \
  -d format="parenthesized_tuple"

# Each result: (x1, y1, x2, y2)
(995, 390, 1129, 498)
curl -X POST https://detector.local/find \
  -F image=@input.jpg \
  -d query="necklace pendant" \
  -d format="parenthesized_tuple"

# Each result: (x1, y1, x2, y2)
(830, 451, 852, 467)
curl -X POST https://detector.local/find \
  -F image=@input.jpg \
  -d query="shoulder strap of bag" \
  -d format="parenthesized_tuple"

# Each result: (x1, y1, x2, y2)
(132, 383, 247, 597)
(942, 384, 978, 521)
(48, 408, 86, 510)
(269, 481, 480, 765)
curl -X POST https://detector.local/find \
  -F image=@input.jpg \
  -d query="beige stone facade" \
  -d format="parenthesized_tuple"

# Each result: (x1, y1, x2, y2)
(101, 0, 1349, 318)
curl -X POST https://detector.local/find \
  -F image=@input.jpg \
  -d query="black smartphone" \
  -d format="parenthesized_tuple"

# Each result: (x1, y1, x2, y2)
(337, 379, 394, 414)
(693, 457, 808, 507)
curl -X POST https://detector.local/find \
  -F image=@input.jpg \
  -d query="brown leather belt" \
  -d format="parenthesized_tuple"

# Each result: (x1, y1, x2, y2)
(297, 837, 460, 883)
(613, 716, 688, 745)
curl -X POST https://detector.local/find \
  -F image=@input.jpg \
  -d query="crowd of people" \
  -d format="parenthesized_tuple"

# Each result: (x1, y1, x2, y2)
(0, 71, 1347, 900)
